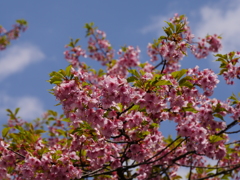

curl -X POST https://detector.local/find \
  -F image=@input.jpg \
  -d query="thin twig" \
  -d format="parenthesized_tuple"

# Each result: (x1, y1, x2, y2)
(196, 164, 240, 180)
(225, 129, 240, 134)
(7, 147, 25, 159)
(216, 120, 239, 135)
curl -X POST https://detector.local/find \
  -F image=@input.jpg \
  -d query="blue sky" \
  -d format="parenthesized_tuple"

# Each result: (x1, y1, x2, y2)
(0, 1, 240, 136)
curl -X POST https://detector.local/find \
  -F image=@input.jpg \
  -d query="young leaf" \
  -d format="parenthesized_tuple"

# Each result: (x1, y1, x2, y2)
(14, 108, 20, 115)
(155, 80, 172, 86)
(171, 69, 187, 81)
(213, 114, 224, 121)
(128, 69, 140, 78)
(165, 21, 175, 32)
(182, 107, 198, 113)
(65, 65, 72, 77)
(2, 127, 11, 138)
(127, 76, 138, 83)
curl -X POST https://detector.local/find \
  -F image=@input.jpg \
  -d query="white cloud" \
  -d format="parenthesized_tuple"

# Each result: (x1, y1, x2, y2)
(0, 93, 45, 121)
(194, 2, 240, 54)
(177, 167, 188, 180)
(141, 2, 240, 54)
(0, 43, 45, 81)
(140, 13, 174, 37)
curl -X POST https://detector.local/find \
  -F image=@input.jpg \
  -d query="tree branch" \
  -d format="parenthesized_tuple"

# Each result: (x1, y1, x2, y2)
(216, 119, 239, 135)
(196, 164, 240, 180)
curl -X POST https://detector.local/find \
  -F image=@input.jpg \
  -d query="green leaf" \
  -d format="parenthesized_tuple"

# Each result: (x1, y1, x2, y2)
(130, 105, 139, 111)
(215, 58, 226, 62)
(180, 81, 193, 88)
(48, 110, 58, 116)
(213, 114, 224, 121)
(220, 63, 227, 68)
(171, 69, 187, 81)
(182, 107, 198, 113)
(175, 23, 185, 33)
(150, 123, 159, 129)
(179, 76, 193, 84)
(228, 51, 235, 59)
(55, 129, 66, 137)
(163, 27, 172, 36)
(155, 80, 172, 86)
(14, 108, 20, 115)
(65, 65, 72, 77)
(219, 68, 228, 75)
(164, 135, 173, 144)
(2, 127, 11, 138)
(196, 167, 204, 174)
(97, 69, 105, 77)
(59, 69, 66, 77)
(209, 135, 224, 143)
(74, 38, 80, 45)
(158, 36, 167, 40)
(6, 109, 13, 114)
(127, 76, 138, 83)
(215, 54, 225, 58)
(84, 22, 94, 29)
(16, 19, 28, 26)
(137, 131, 150, 138)
(128, 69, 140, 77)
(15, 125, 24, 132)
(34, 129, 46, 134)
(172, 175, 182, 180)
(221, 173, 231, 180)
(229, 93, 237, 101)
(61, 118, 71, 122)
(9, 133, 19, 141)
(165, 21, 175, 32)
(52, 80, 62, 85)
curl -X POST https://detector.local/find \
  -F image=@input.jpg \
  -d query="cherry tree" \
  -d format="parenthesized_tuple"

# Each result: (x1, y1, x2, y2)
(1, 14, 240, 180)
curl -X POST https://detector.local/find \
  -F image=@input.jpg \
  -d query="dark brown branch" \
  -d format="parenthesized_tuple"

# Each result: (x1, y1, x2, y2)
(172, 151, 196, 163)
(153, 55, 164, 70)
(160, 59, 167, 74)
(188, 155, 193, 180)
(145, 136, 182, 164)
(226, 140, 240, 145)
(117, 104, 134, 119)
(216, 120, 239, 135)
(7, 147, 25, 159)
(196, 164, 240, 180)
(174, 162, 238, 170)
(225, 129, 240, 134)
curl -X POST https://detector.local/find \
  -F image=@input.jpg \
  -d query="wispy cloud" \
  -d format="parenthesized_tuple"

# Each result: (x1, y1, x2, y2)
(194, 2, 240, 54)
(0, 93, 45, 121)
(0, 43, 45, 81)
(140, 13, 174, 37)
(141, 2, 240, 54)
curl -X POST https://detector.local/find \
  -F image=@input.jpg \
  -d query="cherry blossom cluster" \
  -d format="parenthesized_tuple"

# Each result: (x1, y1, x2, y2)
(169, 13, 195, 43)
(223, 62, 240, 85)
(64, 46, 86, 68)
(87, 29, 114, 65)
(187, 66, 219, 96)
(0, 20, 27, 50)
(147, 41, 186, 73)
(191, 34, 222, 59)
(108, 46, 140, 77)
